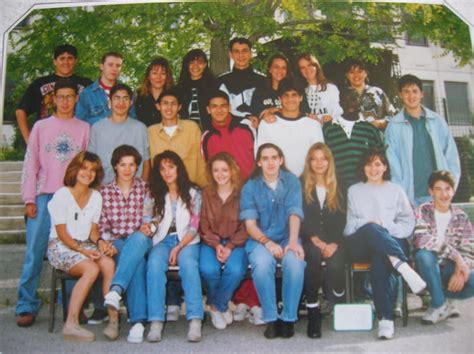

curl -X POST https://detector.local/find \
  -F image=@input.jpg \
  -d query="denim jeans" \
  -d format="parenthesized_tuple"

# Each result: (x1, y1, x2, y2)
(147, 234, 203, 321)
(346, 223, 409, 320)
(246, 238, 306, 323)
(415, 250, 474, 308)
(199, 243, 248, 312)
(16, 194, 53, 315)
(112, 231, 152, 323)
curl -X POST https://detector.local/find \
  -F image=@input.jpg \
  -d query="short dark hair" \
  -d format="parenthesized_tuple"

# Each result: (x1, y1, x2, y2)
(54, 78, 78, 94)
(345, 59, 367, 73)
(277, 78, 304, 97)
(101, 51, 123, 64)
(359, 148, 391, 182)
(428, 170, 455, 189)
(157, 89, 181, 105)
(111, 145, 142, 176)
(54, 44, 78, 59)
(207, 90, 230, 106)
(229, 37, 252, 51)
(398, 74, 423, 92)
(110, 83, 133, 99)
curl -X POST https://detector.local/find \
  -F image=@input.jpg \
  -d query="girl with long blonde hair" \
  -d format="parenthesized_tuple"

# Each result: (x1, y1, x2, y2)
(300, 142, 346, 339)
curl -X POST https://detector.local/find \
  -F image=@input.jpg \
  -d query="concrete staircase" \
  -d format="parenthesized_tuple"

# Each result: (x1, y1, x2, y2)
(0, 161, 25, 244)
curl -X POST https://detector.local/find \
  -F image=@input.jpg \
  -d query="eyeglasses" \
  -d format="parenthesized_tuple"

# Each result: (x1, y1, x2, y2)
(55, 94, 76, 101)
(111, 95, 131, 103)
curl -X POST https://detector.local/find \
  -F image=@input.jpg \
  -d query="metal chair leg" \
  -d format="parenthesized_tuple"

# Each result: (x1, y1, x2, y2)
(48, 268, 57, 333)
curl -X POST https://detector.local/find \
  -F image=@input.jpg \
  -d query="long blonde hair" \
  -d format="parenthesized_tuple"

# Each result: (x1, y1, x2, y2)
(301, 143, 342, 213)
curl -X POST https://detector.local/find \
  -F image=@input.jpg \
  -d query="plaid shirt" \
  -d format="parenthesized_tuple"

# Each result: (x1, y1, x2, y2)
(414, 202, 474, 267)
(99, 178, 154, 240)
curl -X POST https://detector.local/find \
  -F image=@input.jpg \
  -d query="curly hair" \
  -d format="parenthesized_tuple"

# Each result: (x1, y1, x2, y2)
(206, 152, 241, 190)
(150, 150, 197, 218)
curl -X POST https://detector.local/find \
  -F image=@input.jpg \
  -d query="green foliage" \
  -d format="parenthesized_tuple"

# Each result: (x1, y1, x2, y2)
(5, 0, 472, 131)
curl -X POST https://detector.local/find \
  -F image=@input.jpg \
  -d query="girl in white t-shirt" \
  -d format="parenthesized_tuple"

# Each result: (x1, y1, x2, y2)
(297, 53, 343, 124)
(47, 151, 118, 342)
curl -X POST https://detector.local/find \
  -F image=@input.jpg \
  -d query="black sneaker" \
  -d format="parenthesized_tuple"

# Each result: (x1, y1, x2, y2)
(264, 321, 280, 339)
(87, 308, 109, 325)
(280, 321, 294, 338)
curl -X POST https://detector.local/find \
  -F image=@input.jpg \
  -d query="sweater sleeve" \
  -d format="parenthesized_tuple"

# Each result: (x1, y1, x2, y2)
(343, 187, 370, 236)
(384, 187, 415, 239)
(21, 124, 40, 204)
(446, 212, 474, 266)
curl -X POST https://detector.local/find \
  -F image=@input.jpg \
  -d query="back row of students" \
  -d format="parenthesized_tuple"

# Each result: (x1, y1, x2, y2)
(14, 37, 470, 342)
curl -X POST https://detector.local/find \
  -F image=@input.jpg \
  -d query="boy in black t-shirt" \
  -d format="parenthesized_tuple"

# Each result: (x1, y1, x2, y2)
(16, 44, 92, 143)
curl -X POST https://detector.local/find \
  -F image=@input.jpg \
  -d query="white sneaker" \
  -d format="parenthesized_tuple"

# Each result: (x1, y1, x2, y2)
(104, 291, 121, 311)
(166, 305, 180, 322)
(222, 309, 233, 325)
(378, 319, 394, 339)
(187, 319, 202, 342)
(146, 321, 163, 342)
(422, 302, 450, 324)
(127, 323, 145, 344)
(233, 303, 249, 321)
(210, 309, 227, 330)
(397, 263, 426, 294)
(393, 305, 403, 318)
(447, 300, 460, 318)
(248, 306, 265, 326)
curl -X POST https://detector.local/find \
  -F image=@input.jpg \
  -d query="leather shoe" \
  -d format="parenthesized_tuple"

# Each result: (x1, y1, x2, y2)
(307, 307, 322, 338)
(16, 312, 35, 327)
(264, 321, 280, 339)
(280, 320, 295, 338)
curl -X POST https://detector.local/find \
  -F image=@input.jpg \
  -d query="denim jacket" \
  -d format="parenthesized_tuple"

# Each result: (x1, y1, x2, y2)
(76, 79, 136, 125)
(385, 107, 460, 206)
(240, 169, 304, 242)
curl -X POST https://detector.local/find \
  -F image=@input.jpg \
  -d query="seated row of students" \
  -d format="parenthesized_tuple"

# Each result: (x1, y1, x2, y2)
(44, 141, 474, 344)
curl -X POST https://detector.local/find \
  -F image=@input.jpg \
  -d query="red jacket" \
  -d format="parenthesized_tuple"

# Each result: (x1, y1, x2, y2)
(201, 115, 254, 180)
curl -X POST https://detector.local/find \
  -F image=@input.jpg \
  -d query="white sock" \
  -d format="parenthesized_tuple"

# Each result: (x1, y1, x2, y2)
(306, 302, 320, 308)
(397, 262, 427, 294)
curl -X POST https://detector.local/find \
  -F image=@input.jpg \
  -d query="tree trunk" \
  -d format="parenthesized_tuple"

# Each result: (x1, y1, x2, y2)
(210, 36, 229, 77)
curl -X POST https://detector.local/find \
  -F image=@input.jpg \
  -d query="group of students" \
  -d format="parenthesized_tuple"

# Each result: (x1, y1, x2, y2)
(13, 37, 474, 344)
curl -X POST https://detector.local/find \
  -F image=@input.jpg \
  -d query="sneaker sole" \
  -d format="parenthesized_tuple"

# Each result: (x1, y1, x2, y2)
(127, 337, 144, 344)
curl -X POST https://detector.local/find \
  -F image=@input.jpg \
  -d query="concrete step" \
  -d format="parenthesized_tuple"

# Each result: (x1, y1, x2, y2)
(0, 193, 22, 205)
(0, 205, 25, 216)
(0, 216, 25, 231)
(0, 230, 26, 244)
(0, 182, 20, 193)
(0, 171, 22, 182)
(0, 244, 51, 306)
(0, 161, 23, 172)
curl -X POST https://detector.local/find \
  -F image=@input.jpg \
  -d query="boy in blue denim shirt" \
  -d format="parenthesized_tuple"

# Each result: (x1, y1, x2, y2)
(76, 52, 135, 125)
(240, 143, 305, 339)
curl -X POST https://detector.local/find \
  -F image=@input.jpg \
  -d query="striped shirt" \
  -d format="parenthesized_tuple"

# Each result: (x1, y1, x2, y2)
(323, 120, 384, 193)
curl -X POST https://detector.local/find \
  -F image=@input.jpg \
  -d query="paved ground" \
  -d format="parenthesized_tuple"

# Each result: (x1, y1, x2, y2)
(1, 296, 474, 353)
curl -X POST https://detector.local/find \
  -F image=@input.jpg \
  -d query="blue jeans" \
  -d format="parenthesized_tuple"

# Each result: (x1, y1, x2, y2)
(415, 250, 474, 308)
(16, 194, 53, 315)
(346, 223, 409, 320)
(246, 238, 306, 323)
(199, 243, 248, 312)
(112, 231, 152, 323)
(147, 234, 203, 321)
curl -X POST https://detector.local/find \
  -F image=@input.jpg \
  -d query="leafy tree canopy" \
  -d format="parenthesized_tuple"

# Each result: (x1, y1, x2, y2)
(5, 0, 472, 120)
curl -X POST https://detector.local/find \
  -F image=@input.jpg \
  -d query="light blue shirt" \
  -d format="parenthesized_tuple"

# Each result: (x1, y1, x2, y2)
(240, 170, 304, 242)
